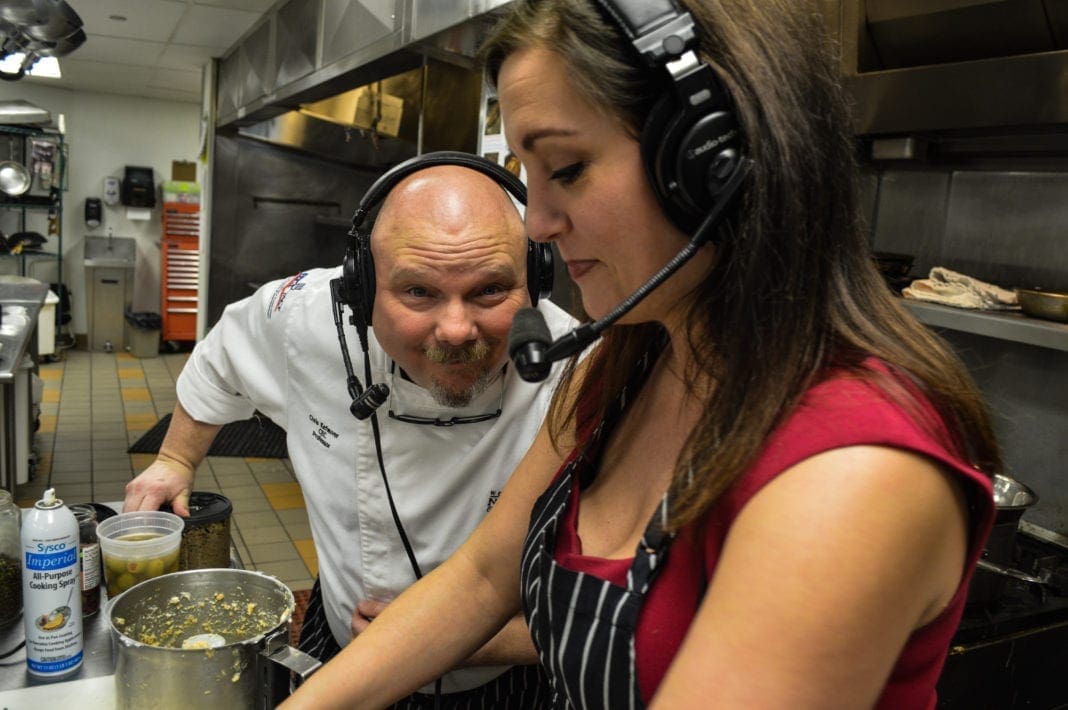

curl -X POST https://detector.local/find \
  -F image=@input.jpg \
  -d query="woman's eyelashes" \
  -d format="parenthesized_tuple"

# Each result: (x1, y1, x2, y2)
(548, 161, 586, 186)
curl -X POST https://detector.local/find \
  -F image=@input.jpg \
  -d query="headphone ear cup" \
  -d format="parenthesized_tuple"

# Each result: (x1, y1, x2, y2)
(526, 239, 554, 306)
(641, 93, 742, 234)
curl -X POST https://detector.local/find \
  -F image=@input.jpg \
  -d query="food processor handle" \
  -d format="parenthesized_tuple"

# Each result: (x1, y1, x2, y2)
(262, 631, 322, 705)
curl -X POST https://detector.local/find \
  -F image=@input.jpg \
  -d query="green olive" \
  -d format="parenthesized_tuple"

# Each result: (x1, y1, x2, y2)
(145, 558, 165, 578)
(115, 572, 136, 594)
(105, 554, 126, 576)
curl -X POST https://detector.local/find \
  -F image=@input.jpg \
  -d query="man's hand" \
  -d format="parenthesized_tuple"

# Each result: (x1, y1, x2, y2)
(124, 403, 221, 516)
(124, 457, 195, 516)
(351, 599, 390, 640)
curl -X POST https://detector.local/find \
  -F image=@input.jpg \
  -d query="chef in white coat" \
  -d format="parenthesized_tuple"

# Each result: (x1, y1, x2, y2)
(124, 153, 575, 708)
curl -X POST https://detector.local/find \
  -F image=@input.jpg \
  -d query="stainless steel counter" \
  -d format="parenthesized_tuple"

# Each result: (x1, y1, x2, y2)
(0, 279, 48, 496)
(0, 280, 47, 383)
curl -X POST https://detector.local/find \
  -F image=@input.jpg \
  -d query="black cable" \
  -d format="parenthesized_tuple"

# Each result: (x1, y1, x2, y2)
(333, 279, 443, 707)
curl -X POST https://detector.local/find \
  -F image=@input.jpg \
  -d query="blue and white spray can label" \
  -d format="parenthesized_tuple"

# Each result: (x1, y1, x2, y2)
(21, 488, 83, 678)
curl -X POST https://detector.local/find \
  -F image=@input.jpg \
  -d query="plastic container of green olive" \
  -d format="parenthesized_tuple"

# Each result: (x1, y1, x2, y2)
(161, 492, 233, 570)
(97, 511, 184, 598)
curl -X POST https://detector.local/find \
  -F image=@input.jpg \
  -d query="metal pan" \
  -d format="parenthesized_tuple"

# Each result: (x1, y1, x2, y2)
(0, 136, 30, 196)
(0, 161, 30, 196)
(1016, 288, 1068, 323)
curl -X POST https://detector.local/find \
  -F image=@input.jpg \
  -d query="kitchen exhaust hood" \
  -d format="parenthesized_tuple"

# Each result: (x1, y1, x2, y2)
(216, 0, 511, 130)
(840, 0, 1068, 135)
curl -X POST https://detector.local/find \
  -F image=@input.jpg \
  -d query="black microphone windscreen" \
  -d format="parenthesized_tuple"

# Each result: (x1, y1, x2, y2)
(508, 307, 552, 358)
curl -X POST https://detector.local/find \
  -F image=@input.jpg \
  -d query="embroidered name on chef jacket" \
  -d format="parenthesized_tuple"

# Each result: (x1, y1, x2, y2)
(308, 413, 339, 449)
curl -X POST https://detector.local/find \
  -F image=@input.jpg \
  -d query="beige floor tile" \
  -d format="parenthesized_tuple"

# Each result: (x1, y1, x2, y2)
(235, 525, 290, 545)
(282, 521, 312, 540)
(254, 560, 313, 585)
(276, 508, 310, 527)
(247, 541, 300, 564)
(234, 510, 284, 530)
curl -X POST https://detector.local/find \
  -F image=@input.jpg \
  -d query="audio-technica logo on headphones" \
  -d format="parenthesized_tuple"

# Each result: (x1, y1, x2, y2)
(686, 128, 738, 160)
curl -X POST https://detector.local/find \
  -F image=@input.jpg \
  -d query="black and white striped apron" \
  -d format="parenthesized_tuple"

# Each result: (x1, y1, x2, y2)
(520, 347, 674, 709)
(298, 577, 551, 708)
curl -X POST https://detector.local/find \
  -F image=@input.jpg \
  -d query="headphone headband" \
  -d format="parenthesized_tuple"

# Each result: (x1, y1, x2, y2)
(594, 0, 747, 235)
(592, 0, 697, 66)
(350, 150, 527, 235)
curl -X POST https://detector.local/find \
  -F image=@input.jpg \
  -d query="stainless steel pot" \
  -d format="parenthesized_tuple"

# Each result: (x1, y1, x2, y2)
(108, 568, 321, 709)
(967, 474, 1043, 607)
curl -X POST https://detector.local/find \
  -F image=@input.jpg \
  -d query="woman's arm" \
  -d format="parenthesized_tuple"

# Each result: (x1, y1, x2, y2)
(651, 445, 970, 709)
(280, 418, 568, 708)
(463, 613, 539, 667)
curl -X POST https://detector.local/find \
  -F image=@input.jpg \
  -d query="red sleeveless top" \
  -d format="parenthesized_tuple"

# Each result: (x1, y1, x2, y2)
(555, 360, 995, 707)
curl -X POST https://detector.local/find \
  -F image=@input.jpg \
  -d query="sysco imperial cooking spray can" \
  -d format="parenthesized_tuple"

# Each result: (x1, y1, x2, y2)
(21, 487, 83, 678)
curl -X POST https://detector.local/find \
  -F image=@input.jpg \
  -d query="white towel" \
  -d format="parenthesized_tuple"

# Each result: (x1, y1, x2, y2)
(903, 267, 1019, 310)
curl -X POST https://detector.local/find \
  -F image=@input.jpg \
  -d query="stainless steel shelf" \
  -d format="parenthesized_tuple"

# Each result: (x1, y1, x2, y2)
(902, 299, 1068, 352)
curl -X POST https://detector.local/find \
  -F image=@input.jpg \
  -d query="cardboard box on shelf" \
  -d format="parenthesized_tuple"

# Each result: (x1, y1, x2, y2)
(171, 160, 196, 182)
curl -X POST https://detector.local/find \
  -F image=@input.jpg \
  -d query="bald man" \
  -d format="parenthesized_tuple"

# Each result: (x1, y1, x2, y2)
(125, 157, 574, 707)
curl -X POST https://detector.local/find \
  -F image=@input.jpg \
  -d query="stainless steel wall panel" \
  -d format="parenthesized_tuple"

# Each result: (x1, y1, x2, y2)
(208, 134, 384, 326)
(242, 19, 275, 105)
(275, 0, 319, 88)
(409, 0, 512, 43)
(941, 171, 1068, 290)
(843, 51, 1068, 135)
(217, 50, 243, 120)
(870, 170, 951, 276)
(865, 0, 1054, 69)
(942, 330, 1068, 537)
(321, 0, 399, 67)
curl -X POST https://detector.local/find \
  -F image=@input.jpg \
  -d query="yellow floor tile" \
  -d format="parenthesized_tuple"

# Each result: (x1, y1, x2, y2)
(269, 493, 305, 510)
(38, 415, 56, 433)
(116, 352, 136, 361)
(121, 387, 151, 401)
(118, 368, 145, 380)
(293, 539, 318, 577)
(261, 482, 301, 498)
(42, 390, 60, 403)
(125, 412, 159, 428)
(38, 369, 63, 381)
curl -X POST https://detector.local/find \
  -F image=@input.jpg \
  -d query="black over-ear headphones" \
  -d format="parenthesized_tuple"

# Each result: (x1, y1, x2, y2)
(337, 151, 554, 334)
(594, 0, 746, 235)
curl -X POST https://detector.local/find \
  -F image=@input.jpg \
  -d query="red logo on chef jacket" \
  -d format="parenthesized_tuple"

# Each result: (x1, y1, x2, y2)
(267, 272, 308, 319)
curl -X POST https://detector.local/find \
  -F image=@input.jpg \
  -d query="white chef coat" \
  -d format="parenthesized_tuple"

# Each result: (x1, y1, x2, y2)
(176, 266, 576, 693)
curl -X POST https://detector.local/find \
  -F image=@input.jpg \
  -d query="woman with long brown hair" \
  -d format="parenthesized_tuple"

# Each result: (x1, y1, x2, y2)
(284, 1, 999, 707)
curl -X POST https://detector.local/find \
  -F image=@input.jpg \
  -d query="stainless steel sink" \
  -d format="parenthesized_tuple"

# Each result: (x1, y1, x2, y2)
(84, 235, 136, 268)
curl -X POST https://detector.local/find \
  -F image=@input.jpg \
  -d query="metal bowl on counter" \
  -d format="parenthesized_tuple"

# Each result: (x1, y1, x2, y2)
(967, 474, 1044, 608)
(1016, 287, 1068, 323)
(108, 568, 320, 709)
